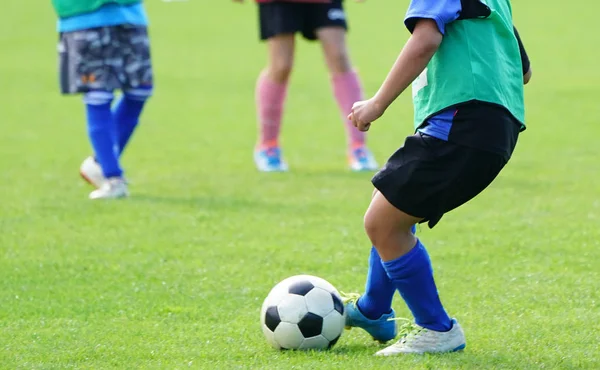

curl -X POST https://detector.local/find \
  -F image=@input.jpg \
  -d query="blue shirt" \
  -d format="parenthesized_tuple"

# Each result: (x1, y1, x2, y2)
(58, 3, 148, 33)
(404, 0, 462, 141)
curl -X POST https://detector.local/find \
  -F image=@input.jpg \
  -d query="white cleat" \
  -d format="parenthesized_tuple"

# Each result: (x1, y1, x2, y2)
(89, 177, 129, 200)
(80, 156, 106, 189)
(375, 319, 466, 356)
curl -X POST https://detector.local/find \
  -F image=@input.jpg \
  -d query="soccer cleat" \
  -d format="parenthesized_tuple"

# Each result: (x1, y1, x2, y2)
(341, 292, 397, 343)
(348, 146, 379, 172)
(375, 318, 466, 356)
(254, 146, 288, 172)
(89, 177, 129, 200)
(80, 156, 106, 189)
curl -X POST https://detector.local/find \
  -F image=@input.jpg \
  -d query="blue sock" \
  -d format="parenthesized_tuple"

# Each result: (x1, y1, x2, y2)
(113, 87, 152, 155)
(85, 91, 122, 178)
(357, 225, 417, 320)
(382, 239, 452, 332)
(357, 247, 396, 319)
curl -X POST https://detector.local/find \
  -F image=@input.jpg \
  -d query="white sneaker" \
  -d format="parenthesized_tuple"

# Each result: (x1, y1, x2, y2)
(89, 177, 129, 200)
(80, 156, 106, 189)
(375, 318, 466, 356)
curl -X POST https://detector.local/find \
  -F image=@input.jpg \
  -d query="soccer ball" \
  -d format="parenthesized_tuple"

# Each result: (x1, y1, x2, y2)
(260, 275, 345, 350)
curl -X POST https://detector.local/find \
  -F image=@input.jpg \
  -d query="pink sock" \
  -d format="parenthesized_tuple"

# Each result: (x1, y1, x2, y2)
(331, 70, 366, 148)
(256, 73, 288, 148)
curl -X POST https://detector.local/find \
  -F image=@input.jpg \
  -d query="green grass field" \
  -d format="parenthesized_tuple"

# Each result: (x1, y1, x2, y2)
(1, 0, 599, 368)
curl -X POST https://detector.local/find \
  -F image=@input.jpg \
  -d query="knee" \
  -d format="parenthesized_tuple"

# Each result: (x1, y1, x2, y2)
(327, 49, 351, 74)
(267, 61, 293, 83)
(364, 208, 385, 246)
(363, 204, 415, 249)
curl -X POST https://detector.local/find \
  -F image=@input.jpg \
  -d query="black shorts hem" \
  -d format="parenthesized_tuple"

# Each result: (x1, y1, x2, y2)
(258, 1, 347, 41)
(372, 133, 509, 229)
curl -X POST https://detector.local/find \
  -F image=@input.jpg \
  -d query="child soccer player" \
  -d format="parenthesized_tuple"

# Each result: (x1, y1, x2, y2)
(342, 0, 532, 355)
(235, 0, 378, 172)
(52, 0, 153, 199)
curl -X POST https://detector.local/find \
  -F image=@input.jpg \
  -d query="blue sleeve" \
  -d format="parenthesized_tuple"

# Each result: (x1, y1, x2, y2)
(404, 0, 462, 35)
(58, 3, 147, 33)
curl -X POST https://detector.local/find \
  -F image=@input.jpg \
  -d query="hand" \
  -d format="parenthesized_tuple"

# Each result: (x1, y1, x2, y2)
(523, 68, 532, 85)
(348, 98, 385, 132)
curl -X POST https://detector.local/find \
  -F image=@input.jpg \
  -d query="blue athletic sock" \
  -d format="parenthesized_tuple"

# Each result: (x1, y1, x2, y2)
(357, 246, 396, 319)
(357, 225, 417, 320)
(85, 91, 122, 178)
(113, 87, 152, 155)
(382, 239, 452, 332)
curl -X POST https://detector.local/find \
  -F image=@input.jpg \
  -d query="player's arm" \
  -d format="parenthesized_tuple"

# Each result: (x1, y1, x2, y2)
(372, 19, 442, 111)
(349, 0, 458, 130)
(513, 26, 532, 85)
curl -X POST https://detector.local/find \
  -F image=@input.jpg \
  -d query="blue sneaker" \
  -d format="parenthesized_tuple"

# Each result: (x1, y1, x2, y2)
(348, 146, 378, 172)
(254, 146, 288, 172)
(342, 293, 397, 343)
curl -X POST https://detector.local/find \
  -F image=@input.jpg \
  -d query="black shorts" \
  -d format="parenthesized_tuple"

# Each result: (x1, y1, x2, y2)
(372, 104, 520, 228)
(58, 25, 153, 94)
(258, 0, 347, 41)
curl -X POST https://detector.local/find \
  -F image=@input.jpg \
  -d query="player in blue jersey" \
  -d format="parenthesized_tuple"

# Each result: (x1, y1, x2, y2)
(54, 1, 153, 199)
(340, 0, 532, 355)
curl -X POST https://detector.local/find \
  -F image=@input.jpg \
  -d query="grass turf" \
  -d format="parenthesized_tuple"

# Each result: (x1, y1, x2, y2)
(0, 0, 599, 368)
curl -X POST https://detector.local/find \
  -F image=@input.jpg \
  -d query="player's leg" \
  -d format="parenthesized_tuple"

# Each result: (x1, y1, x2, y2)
(84, 89, 128, 199)
(366, 131, 515, 355)
(345, 134, 463, 353)
(113, 86, 152, 155)
(343, 188, 400, 343)
(254, 35, 294, 172)
(113, 25, 154, 156)
(313, 2, 377, 171)
(365, 138, 462, 354)
(254, 2, 299, 172)
(59, 27, 127, 198)
(84, 90, 121, 178)
(366, 190, 453, 316)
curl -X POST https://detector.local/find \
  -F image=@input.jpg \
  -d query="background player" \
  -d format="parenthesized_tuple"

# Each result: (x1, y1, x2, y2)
(235, 0, 379, 172)
(53, 0, 153, 199)
(341, 0, 532, 355)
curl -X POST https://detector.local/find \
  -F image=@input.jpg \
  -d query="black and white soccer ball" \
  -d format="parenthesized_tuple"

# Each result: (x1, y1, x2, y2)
(260, 275, 345, 350)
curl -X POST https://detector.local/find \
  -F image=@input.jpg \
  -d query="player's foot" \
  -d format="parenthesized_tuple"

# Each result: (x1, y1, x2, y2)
(375, 318, 466, 356)
(254, 146, 288, 172)
(341, 292, 397, 343)
(348, 146, 378, 172)
(89, 177, 129, 200)
(80, 156, 105, 188)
